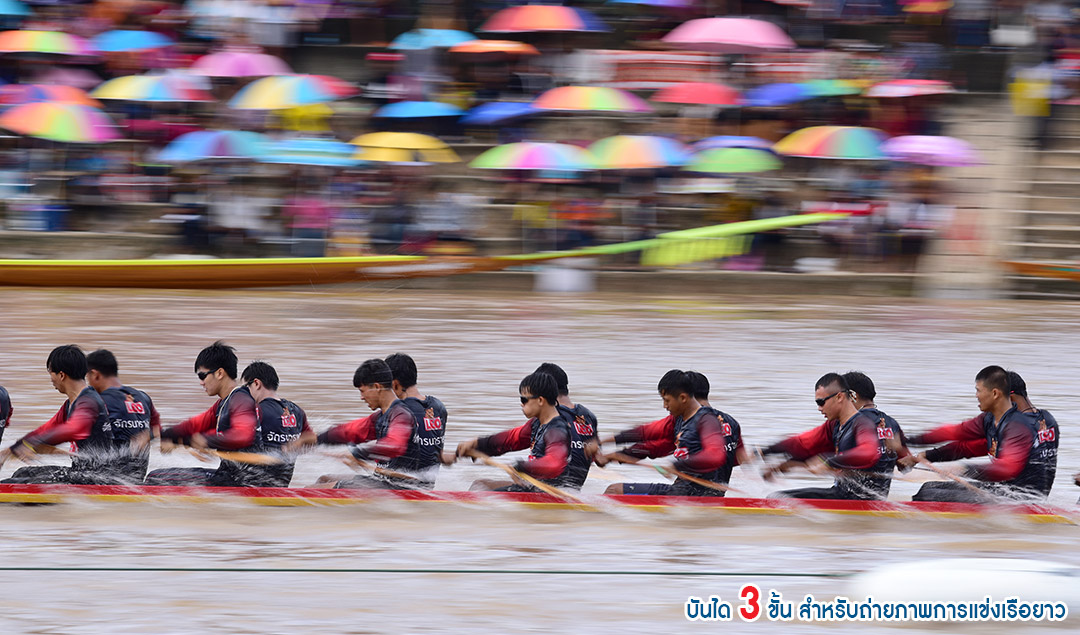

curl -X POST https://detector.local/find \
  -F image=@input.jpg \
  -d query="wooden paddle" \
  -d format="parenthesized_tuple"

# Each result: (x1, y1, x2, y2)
(187, 447, 284, 466)
(328, 451, 421, 482)
(464, 449, 584, 504)
(603, 453, 743, 495)
(917, 456, 992, 500)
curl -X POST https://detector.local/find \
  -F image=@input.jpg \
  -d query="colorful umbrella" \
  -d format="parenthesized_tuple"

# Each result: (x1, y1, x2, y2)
(461, 101, 539, 125)
(0, 30, 97, 56)
(389, 28, 475, 51)
(470, 142, 594, 171)
(881, 135, 980, 167)
(448, 40, 539, 57)
(588, 135, 690, 169)
(693, 136, 773, 151)
(865, 79, 955, 98)
(0, 0, 29, 17)
(190, 49, 292, 78)
(0, 102, 118, 143)
(802, 79, 863, 98)
(350, 132, 459, 164)
(652, 82, 741, 106)
(662, 18, 795, 54)
(259, 137, 361, 167)
(372, 101, 464, 118)
(608, 0, 693, 7)
(92, 29, 173, 53)
(229, 74, 358, 110)
(33, 67, 102, 89)
(533, 86, 652, 113)
(158, 130, 268, 162)
(92, 74, 213, 102)
(0, 84, 100, 108)
(480, 5, 608, 33)
(744, 82, 812, 107)
(686, 148, 782, 174)
(774, 126, 887, 160)
(901, 0, 953, 14)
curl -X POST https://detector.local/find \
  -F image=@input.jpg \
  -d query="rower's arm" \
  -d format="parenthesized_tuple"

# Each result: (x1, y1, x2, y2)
(317, 412, 378, 445)
(907, 415, 985, 445)
(612, 414, 673, 445)
(514, 425, 569, 480)
(161, 403, 219, 444)
(823, 419, 880, 470)
(672, 414, 727, 473)
(354, 410, 413, 461)
(475, 421, 533, 457)
(762, 421, 834, 461)
(18, 402, 94, 447)
(923, 439, 988, 463)
(965, 425, 1034, 483)
(204, 400, 257, 451)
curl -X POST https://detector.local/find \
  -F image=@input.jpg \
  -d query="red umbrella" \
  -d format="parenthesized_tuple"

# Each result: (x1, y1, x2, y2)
(653, 82, 741, 106)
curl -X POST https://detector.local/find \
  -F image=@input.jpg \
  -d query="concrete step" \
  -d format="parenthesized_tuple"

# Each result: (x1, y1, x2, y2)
(1046, 134, 1080, 150)
(1006, 275, 1080, 300)
(1004, 241, 1080, 259)
(1021, 195, 1080, 212)
(1012, 209, 1080, 225)
(1027, 165, 1080, 181)
(1048, 118, 1080, 135)
(1036, 150, 1080, 167)
(1020, 181, 1080, 197)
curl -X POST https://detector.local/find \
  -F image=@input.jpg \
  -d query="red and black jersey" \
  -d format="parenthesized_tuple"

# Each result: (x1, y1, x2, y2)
(345, 398, 441, 486)
(160, 385, 258, 451)
(0, 385, 10, 444)
(614, 407, 733, 484)
(914, 406, 1057, 496)
(99, 386, 159, 447)
(256, 397, 311, 451)
(477, 413, 589, 488)
(16, 387, 108, 465)
(558, 402, 598, 441)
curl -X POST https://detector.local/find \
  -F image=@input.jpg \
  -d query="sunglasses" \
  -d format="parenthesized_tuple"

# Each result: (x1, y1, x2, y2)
(196, 369, 217, 381)
(520, 395, 538, 404)
(815, 391, 843, 407)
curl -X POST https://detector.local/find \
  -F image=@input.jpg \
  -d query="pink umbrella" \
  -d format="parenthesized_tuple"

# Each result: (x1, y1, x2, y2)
(33, 67, 103, 90)
(662, 18, 796, 54)
(189, 48, 292, 78)
(882, 135, 980, 167)
(653, 82, 741, 106)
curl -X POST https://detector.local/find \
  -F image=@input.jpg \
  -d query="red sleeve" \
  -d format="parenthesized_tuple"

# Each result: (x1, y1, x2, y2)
(908, 415, 986, 445)
(966, 424, 1034, 482)
(161, 402, 219, 442)
(477, 421, 533, 456)
(204, 398, 257, 450)
(149, 401, 161, 436)
(672, 414, 727, 472)
(319, 412, 378, 445)
(824, 419, 881, 470)
(925, 439, 989, 462)
(624, 437, 678, 460)
(22, 401, 95, 446)
(764, 421, 835, 461)
(517, 424, 569, 480)
(364, 408, 414, 460)
(613, 415, 674, 445)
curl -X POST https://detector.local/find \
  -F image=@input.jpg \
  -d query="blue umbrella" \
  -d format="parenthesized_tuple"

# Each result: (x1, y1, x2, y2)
(388, 29, 476, 51)
(744, 83, 812, 108)
(373, 101, 465, 118)
(0, 0, 30, 16)
(259, 137, 362, 167)
(693, 136, 773, 152)
(93, 30, 174, 53)
(461, 101, 539, 125)
(158, 130, 267, 163)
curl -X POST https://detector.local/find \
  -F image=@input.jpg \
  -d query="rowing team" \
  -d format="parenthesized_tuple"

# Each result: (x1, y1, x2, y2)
(0, 343, 1069, 503)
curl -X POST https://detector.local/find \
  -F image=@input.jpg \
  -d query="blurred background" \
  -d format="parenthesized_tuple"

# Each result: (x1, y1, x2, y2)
(0, 0, 1076, 297)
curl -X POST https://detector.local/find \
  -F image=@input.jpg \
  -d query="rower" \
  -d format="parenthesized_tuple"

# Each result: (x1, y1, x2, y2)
(145, 341, 261, 486)
(761, 372, 896, 500)
(0, 384, 10, 446)
(595, 370, 739, 496)
(900, 366, 1056, 502)
(453, 371, 589, 491)
(243, 361, 312, 487)
(0, 345, 116, 484)
(86, 349, 161, 482)
(842, 371, 910, 466)
(535, 362, 598, 441)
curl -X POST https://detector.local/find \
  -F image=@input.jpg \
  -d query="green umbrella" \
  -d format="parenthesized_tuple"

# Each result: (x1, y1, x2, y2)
(803, 79, 863, 98)
(685, 148, 781, 174)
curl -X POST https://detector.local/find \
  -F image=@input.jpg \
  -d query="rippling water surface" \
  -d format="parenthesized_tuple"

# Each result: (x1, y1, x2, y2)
(0, 287, 1077, 634)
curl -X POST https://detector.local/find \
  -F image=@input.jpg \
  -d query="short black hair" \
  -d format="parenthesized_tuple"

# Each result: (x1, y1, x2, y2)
(1006, 370, 1027, 398)
(843, 371, 875, 401)
(354, 358, 393, 389)
(519, 371, 558, 405)
(47, 344, 87, 379)
(975, 365, 1009, 395)
(535, 363, 569, 396)
(657, 369, 693, 398)
(815, 372, 848, 392)
(87, 349, 119, 377)
(195, 341, 238, 379)
(385, 353, 417, 389)
(242, 361, 279, 391)
(686, 371, 709, 401)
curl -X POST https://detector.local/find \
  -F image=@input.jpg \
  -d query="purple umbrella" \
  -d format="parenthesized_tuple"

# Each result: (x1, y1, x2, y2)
(882, 135, 981, 167)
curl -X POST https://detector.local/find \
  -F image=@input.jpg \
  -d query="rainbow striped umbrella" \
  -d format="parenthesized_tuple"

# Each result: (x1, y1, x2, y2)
(259, 137, 362, 167)
(92, 75, 213, 102)
(229, 74, 358, 110)
(0, 102, 118, 143)
(190, 49, 292, 78)
(158, 130, 268, 162)
(448, 40, 540, 57)
(533, 86, 651, 113)
(865, 79, 954, 98)
(0, 30, 97, 56)
(774, 126, 887, 160)
(588, 135, 690, 169)
(0, 84, 101, 108)
(693, 136, 773, 151)
(480, 5, 608, 33)
(470, 142, 594, 171)
(92, 30, 174, 53)
(686, 148, 782, 174)
(802, 79, 863, 98)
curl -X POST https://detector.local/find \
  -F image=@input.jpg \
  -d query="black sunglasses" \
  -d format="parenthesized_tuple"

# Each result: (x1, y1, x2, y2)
(196, 369, 217, 381)
(520, 395, 538, 404)
(815, 391, 843, 407)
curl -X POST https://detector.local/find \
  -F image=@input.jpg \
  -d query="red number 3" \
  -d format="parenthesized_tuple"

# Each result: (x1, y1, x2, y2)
(738, 583, 761, 622)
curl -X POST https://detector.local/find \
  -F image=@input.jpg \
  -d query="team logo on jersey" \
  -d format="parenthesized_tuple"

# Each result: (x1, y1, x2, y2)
(674, 447, 689, 460)
(423, 407, 442, 431)
(281, 412, 297, 428)
(125, 400, 145, 414)
(722, 422, 732, 437)
(1038, 428, 1056, 443)
(573, 415, 593, 437)
(876, 427, 894, 440)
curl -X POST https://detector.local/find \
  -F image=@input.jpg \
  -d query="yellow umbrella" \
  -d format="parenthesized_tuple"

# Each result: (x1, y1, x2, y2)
(272, 103, 334, 133)
(350, 132, 460, 164)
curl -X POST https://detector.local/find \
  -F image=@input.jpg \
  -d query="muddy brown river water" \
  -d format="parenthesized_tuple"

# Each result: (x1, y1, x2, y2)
(0, 287, 1077, 634)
